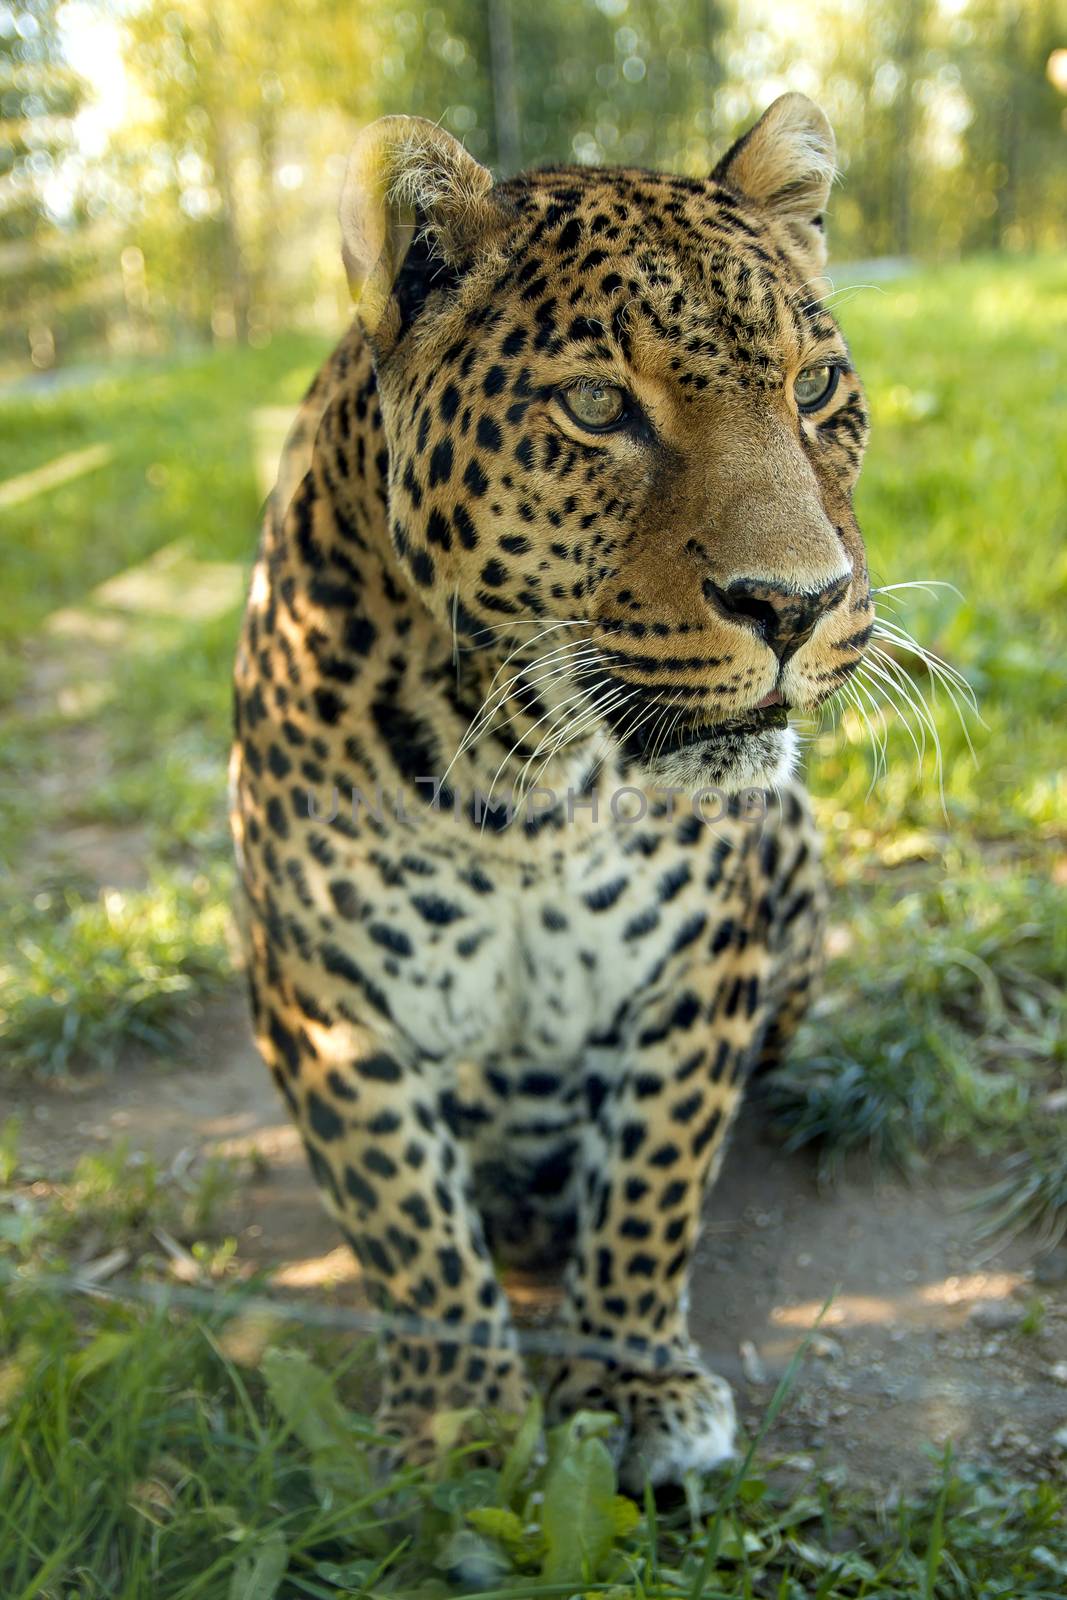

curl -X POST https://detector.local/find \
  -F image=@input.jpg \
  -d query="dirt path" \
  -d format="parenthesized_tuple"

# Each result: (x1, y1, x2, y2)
(7, 988, 1065, 1490)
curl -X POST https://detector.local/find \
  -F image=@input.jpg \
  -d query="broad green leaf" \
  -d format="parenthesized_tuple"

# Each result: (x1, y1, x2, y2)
(260, 1346, 377, 1520)
(227, 1530, 287, 1600)
(430, 1468, 500, 1514)
(714, 1515, 763, 1560)
(313, 1557, 379, 1586)
(543, 1408, 620, 1476)
(70, 1329, 134, 1387)
(499, 1391, 543, 1505)
(261, 1347, 361, 1455)
(467, 1507, 546, 1572)
(430, 1405, 484, 1453)
(609, 1495, 640, 1537)
(541, 1431, 617, 1584)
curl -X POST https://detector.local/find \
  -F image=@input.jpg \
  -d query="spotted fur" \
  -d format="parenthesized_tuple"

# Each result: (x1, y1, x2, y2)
(230, 94, 871, 1488)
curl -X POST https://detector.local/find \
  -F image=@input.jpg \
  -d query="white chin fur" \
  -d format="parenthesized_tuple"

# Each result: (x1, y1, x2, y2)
(641, 726, 798, 795)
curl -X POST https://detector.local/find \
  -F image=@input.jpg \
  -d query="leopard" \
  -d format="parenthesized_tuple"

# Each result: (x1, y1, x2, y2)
(229, 92, 872, 1492)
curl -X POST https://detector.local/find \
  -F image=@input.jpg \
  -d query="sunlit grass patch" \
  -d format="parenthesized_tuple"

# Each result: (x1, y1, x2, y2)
(767, 862, 1065, 1175)
(0, 335, 327, 680)
(822, 253, 1067, 843)
(70, 733, 231, 858)
(0, 867, 233, 1077)
(0, 1128, 239, 1273)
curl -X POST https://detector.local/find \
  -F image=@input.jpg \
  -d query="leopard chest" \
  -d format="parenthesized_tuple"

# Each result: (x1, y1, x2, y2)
(283, 809, 748, 1073)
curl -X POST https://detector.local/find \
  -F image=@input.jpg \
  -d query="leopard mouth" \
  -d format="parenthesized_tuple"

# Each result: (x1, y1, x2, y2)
(616, 699, 789, 763)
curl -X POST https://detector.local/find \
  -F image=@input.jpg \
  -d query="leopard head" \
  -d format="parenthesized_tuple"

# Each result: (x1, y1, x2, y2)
(340, 95, 871, 792)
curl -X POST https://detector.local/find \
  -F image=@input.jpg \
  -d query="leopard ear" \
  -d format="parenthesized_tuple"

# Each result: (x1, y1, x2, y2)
(339, 116, 499, 345)
(713, 93, 836, 264)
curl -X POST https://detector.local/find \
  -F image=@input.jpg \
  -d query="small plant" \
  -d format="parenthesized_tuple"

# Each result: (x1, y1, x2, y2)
(0, 868, 233, 1076)
(765, 865, 1066, 1245)
(0, 1140, 239, 1275)
(972, 1140, 1067, 1253)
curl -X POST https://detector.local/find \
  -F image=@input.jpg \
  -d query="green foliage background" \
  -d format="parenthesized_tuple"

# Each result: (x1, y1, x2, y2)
(3, 0, 1067, 371)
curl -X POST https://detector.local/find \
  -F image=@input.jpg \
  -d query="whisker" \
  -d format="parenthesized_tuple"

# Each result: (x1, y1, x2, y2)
(857, 654, 929, 769)
(839, 679, 886, 793)
(511, 666, 612, 801)
(848, 677, 890, 792)
(521, 680, 639, 804)
(479, 678, 606, 830)
(480, 621, 592, 704)
(644, 699, 681, 768)
(445, 634, 602, 776)
(468, 616, 588, 633)
(870, 620, 978, 708)
(800, 281, 884, 316)
(869, 640, 964, 793)
(451, 584, 460, 675)
(519, 675, 644, 812)
(862, 649, 949, 812)
(870, 580, 965, 603)
(865, 643, 939, 757)
(466, 652, 607, 770)
(605, 690, 667, 768)
(871, 621, 982, 757)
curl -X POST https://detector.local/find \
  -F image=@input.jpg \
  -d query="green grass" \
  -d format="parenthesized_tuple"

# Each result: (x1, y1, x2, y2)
(0, 334, 328, 1073)
(1, 260, 1066, 1594)
(765, 860, 1066, 1173)
(1, 871, 232, 1075)
(2, 1285, 1065, 1597)
(0, 338, 322, 659)
(812, 255, 1067, 840)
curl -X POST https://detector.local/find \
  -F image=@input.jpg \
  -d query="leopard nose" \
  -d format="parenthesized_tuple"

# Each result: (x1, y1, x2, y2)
(703, 574, 850, 662)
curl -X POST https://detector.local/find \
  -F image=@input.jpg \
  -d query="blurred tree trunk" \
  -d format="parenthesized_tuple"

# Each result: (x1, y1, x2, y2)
(994, 3, 1024, 244)
(889, 0, 925, 256)
(251, 96, 279, 333)
(210, 122, 250, 343)
(0, 0, 89, 368)
(487, 0, 522, 173)
(206, 10, 250, 344)
(703, 0, 725, 127)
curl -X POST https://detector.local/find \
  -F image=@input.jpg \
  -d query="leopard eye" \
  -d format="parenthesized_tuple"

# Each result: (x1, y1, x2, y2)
(794, 363, 840, 413)
(560, 381, 626, 431)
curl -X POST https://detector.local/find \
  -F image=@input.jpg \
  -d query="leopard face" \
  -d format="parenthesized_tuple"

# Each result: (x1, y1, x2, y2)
(341, 96, 872, 793)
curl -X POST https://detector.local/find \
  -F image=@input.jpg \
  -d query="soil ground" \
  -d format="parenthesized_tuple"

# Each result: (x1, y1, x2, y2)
(7, 985, 1066, 1492)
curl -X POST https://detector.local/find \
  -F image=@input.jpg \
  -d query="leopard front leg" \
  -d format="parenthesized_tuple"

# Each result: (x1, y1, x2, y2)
(252, 979, 530, 1466)
(547, 952, 772, 1491)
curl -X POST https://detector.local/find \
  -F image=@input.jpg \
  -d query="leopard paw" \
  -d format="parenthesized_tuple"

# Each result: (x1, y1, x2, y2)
(374, 1362, 534, 1476)
(546, 1355, 735, 1491)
